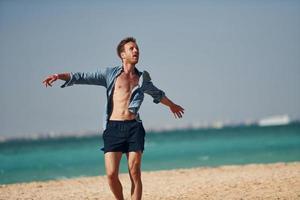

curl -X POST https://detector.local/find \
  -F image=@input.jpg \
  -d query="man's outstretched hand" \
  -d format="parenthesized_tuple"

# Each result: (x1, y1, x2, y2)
(169, 104, 185, 118)
(160, 96, 185, 118)
(42, 74, 59, 87)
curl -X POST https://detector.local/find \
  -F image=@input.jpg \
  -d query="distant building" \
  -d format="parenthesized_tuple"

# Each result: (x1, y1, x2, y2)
(258, 115, 290, 127)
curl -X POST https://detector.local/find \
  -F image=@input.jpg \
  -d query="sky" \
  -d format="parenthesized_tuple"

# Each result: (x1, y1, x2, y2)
(0, 0, 299, 137)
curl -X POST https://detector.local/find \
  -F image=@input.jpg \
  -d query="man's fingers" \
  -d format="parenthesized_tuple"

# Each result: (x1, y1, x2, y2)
(179, 107, 185, 113)
(43, 79, 49, 86)
(174, 111, 182, 118)
(42, 76, 57, 87)
(42, 77, 56, 87)
(171, 105, 185, 118)
(177, 112, 182, 118)
(175, 108, 184, 116)
(45, 81, 52, 87)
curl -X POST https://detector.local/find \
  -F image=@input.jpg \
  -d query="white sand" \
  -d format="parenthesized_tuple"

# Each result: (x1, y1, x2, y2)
(1, 162, 300, 200)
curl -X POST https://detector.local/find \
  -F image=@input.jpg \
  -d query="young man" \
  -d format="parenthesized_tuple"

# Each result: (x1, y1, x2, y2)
(42, 37, 184, 200)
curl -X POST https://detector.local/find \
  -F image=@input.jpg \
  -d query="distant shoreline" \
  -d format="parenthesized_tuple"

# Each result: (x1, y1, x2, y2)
(1, 162, 299, 200)
(1, 121, 299, 143)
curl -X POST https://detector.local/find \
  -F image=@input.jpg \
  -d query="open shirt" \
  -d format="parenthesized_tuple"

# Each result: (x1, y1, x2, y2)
(61, 65, 166, 130)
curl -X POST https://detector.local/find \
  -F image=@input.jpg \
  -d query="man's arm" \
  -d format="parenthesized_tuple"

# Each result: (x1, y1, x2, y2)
(42, 68, 108, 88)
(42, 73, 70, 87)
(160, 96, 184, 118)
(141, 71, 184, 118)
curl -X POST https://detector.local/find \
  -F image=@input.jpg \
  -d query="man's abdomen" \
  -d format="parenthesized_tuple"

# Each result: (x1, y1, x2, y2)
(109, 100, 136, 120)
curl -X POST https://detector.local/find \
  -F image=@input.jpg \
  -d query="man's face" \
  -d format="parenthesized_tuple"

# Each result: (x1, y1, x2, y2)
(121, 42, 139, 64)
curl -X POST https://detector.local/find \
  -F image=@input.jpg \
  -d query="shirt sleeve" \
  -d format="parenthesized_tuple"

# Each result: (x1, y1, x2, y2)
(142, 71, 166, 104)
(60, 68, 108, 88)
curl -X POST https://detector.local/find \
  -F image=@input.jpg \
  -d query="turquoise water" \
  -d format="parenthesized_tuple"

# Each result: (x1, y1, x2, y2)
(0, 123, 300, 184)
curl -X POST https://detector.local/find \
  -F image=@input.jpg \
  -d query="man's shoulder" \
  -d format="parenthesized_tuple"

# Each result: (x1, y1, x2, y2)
(141, 69, 151, 81)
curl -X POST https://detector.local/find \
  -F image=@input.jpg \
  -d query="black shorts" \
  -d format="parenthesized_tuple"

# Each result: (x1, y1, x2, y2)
(101, 119, 146, 154)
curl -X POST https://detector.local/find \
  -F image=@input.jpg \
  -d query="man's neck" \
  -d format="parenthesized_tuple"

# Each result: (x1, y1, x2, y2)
(122, 62, 136, 74)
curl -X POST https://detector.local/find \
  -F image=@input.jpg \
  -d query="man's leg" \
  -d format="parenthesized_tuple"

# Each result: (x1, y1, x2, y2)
(126, 151, 143, 200)
(105, 152, 124, 200)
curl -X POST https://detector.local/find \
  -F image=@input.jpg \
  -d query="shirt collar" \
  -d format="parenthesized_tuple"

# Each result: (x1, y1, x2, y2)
(118, 65, 142, 77)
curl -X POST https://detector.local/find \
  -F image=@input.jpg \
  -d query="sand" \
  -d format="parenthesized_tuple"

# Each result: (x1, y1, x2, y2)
(1, 162, 300, 200)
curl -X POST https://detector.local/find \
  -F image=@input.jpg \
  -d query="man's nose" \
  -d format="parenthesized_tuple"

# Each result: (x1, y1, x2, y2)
(133, 48, 138, 53)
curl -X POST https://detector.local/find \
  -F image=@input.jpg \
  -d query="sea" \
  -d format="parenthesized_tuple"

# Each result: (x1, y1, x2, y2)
(1, 122, 300, 185)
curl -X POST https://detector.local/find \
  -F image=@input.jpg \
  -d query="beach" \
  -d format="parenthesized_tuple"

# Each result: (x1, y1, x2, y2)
(1, 162, 299, 200)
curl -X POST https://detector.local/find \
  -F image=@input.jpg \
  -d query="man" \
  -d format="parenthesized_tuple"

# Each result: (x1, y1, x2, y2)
(42, 37, 184, 200)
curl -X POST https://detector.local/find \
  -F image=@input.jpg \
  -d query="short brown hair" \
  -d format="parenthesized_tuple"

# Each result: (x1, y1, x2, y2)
(117, 37, 137, 58)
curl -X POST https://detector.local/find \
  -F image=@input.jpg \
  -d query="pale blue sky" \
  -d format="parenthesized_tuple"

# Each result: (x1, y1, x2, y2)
(0, 0, 299, 136)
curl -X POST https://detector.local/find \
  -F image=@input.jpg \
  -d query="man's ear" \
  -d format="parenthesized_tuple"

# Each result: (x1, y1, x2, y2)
(120, 52, 126, 59)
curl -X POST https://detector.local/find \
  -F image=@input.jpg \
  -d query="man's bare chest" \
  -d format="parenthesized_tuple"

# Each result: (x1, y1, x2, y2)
(114, 73, 139, 93)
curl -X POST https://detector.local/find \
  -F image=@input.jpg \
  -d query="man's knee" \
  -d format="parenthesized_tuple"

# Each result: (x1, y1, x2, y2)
(106, 169, 119, 181)
(129, 163, 141, 181)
